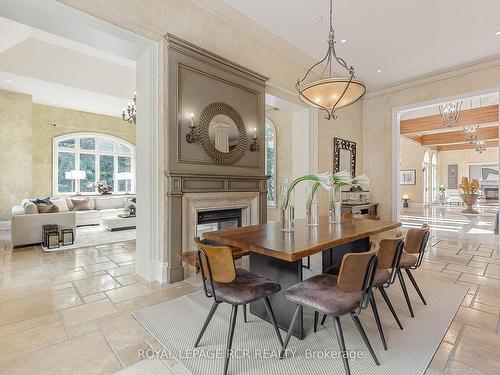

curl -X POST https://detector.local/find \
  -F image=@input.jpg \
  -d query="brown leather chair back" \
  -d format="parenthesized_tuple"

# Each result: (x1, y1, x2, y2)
(404, 226, 430, 254)
(194, 237, 236, 283)
(377, 238, 405, 269)
(343, 212, 380, 220)
(337, 249, 378, 293)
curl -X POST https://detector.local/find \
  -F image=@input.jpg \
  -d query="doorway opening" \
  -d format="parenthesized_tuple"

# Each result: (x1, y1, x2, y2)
(393, 89, 500, 236)
(1, 0, 162, 282)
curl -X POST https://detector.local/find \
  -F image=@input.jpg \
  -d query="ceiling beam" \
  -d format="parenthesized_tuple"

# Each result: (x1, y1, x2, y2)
(420, 127, 498, 146)
(400, 105, 499, 135)
(437, 140, 498, 152)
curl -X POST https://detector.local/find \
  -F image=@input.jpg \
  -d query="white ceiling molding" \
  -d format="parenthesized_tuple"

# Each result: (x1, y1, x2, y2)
(365, 54, 500, 99)
(192, 0, 318, 71)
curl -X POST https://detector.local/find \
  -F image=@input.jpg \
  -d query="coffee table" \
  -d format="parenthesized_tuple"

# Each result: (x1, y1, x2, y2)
(100, 215, 136, 231)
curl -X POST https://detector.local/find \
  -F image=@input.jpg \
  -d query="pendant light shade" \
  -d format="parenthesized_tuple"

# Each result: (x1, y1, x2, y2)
(296, 0, 366, 119)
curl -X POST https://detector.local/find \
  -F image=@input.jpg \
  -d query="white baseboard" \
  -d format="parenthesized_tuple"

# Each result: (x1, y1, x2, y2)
(0, 221, 11, 230)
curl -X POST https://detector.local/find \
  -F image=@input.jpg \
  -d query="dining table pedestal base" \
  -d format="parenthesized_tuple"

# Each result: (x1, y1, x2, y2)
(249, 236, 370, 340)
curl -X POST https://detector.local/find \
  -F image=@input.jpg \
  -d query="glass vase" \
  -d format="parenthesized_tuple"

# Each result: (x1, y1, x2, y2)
(280, 180, 295, 232)
(306, 185, 319, 227)
(329, 188, 342, 224)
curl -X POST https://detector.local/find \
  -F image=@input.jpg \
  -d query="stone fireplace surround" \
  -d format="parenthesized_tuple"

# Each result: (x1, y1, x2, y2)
(181, 191, 260, 278)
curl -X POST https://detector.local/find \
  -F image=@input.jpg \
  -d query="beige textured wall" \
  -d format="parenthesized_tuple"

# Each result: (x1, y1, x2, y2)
(364, 63, 500, 218)
(265, 110, 292, 221)
(399, 137, 426, 203)
(0, 90, 33, 221)
(318, 101, 364, 214)
(31, 104, 135, 199)
(0, 90, 135, 221)
(438, 147, 498, 186)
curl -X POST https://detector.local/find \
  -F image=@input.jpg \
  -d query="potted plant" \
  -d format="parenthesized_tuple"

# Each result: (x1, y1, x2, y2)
(459, 177, 480, 214)
(437, 184, 446, 204)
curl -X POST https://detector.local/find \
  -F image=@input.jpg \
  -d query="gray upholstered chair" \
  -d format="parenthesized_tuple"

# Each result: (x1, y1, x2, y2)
(280, 249, 380, 375)
(194, 237, 283, 375)
(396, 224, 430, 317)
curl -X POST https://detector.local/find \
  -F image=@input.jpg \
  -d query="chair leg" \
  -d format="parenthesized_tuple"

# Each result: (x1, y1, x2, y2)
(194, 301, 219, 347)
(243, 304, 248, 323)
(369, 292, 387, 350)
(397, 269, 414, 318)
(279, 305, 301, 359)
(263, 297, 283, 346)
(320, 314, 327, 326)
(314, 311, 319, 333)
(332, 316, 351, 375)
(378, 286, 403, 330)
(223, 305, 238, 375)
(405, 268, 427, 305)
(350, 314, 380, 366)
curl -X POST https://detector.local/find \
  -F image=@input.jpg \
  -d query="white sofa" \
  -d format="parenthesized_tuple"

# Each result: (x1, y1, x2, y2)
(11, 195, 135, 247)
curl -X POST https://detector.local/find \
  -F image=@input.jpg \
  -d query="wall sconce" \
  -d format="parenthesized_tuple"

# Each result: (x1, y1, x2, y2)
(249, 127, 260, 152)
(185, 113, 199, 143)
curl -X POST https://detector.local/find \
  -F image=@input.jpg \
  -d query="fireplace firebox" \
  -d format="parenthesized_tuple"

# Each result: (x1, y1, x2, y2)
(196, 209, 242, 237)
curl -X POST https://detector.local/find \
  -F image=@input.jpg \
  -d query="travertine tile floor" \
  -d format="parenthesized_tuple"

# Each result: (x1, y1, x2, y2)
(0, 205, 499, 374)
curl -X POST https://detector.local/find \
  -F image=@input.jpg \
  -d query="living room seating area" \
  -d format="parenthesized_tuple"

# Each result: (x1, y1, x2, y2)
(11, 195, 136, 247)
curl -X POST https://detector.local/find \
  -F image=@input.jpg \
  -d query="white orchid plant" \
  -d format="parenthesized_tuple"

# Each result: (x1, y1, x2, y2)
(281, 170, 368, 210)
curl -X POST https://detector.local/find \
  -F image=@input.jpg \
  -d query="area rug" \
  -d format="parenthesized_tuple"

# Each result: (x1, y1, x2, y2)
(42, 226, 136, 252)
(133, 274, 467, 375)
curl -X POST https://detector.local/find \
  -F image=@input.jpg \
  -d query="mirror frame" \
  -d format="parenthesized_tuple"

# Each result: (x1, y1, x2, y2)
(198, 102, 248, 165)
(333, 137, 356, 177)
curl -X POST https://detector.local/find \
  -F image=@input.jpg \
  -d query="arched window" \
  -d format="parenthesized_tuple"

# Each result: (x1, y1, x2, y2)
(265, 119, 277, 206)
(53, 133, 136, 195)
(423, 150, 430, 205)
(431, 152, 438, 202)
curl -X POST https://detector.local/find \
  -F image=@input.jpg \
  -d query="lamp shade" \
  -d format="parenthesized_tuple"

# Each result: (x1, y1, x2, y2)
(402, 195, 409, 200)
(65, 170, 86, 180)
(298, 77, 366, 111)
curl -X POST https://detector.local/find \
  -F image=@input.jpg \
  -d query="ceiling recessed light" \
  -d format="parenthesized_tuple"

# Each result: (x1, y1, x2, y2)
(5, 79, 11, 83)
(340, 39, 347, 43)
(496, 31, 500, 35)
(311, 14, 323, 24)
(376, 69, 383, 73)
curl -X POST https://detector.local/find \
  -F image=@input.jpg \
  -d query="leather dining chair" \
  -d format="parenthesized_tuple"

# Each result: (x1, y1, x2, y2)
(396, 224, 430, 317)
(280, 250, 380, 375)
(319, 238, 405, 351)
(193, 238, 283, 375)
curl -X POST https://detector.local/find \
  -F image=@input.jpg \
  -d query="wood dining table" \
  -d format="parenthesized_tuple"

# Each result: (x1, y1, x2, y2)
(203, 215, 401, 339)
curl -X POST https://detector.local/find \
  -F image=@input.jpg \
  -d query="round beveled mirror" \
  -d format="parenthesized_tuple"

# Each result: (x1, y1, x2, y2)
(208, 115, 239, 153)
(198, 102, 248, 165)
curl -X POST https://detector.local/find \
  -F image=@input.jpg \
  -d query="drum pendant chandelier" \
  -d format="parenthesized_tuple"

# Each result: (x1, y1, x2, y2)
(296, 0, 366, 120)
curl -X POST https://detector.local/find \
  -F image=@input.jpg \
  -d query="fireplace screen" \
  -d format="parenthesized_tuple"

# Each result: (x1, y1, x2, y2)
(196, 209, 242, 238)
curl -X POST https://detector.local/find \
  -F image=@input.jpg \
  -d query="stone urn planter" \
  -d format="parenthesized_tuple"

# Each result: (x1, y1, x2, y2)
(460, 193, 479, 214)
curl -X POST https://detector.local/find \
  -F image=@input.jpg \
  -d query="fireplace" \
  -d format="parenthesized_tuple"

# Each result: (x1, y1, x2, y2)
(197, 208, 242, 237)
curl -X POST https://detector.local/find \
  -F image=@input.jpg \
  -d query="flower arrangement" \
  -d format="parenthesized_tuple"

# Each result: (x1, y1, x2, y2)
(88, 180, 113, 195)
(282, 170, 369, 210)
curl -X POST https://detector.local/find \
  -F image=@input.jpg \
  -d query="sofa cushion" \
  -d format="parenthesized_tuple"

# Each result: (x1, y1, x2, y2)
(72, 199, 91, 211)
(100, 208, 124, 218)
(36, 203, 59, 213)
(51, 198, 69, 212)
(94, 197, 125, 210)
(24, 201, 39, 214)
(31, 197, 51, 205)
(75, 210, 101, 219)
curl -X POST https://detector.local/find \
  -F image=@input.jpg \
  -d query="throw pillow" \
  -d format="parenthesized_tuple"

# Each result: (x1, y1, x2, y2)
(65, 198, 74, 211)
(50, 198, 69, 212)
(36, 203, 59, 214)
(72, 198, 91, 211)
(24, 201, 39, 214)
(31, 197, 51, 205)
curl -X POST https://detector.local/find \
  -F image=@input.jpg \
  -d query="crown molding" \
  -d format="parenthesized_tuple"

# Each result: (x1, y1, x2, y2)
(365, 54, 500, 99)
(191, 0, 318, 71)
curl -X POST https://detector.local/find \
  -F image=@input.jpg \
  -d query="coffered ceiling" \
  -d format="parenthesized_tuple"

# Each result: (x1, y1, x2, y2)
(219, 0, 500, 91)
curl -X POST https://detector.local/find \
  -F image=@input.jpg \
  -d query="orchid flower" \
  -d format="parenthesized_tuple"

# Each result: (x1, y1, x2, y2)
(351, 173, 369, 188)
(331, 170, 352, 191)
(282, 172, 332, 210)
